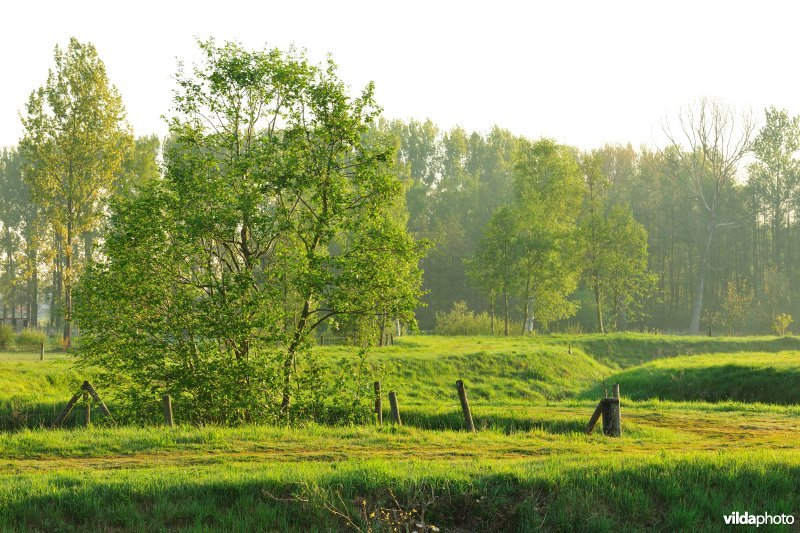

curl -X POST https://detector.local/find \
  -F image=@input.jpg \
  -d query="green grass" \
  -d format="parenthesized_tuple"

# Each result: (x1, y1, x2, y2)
(1, 402, 799, 530)
(3, 333, 800, 530)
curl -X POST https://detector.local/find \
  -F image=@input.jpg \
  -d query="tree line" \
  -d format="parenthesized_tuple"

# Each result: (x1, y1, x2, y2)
(381, 102, 800, 336)
(1, 39, 799, 347)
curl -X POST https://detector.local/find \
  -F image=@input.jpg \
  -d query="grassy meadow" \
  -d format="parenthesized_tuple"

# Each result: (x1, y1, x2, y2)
(1, 334, 800, 531)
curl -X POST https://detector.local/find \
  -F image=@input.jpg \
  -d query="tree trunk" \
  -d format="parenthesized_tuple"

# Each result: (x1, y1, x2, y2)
(503, 287, 509, 336)
(64, 207, 73, 347)
(51, 240, 61, 331)
(689, 222, 716, 334)
(378, 314, 386, 347)
(281, 299, 311, 413)
(29, 254, 38, 327)
(520, 276, 531, 336)
(84, 231, 94, 265)
(489, 289, 495, 336)
(594, 285, 605, 334)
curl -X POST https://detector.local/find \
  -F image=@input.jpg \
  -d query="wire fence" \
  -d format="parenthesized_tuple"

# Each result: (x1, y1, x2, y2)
(0, 401, 113, 431)
(0, 347, 71, 361)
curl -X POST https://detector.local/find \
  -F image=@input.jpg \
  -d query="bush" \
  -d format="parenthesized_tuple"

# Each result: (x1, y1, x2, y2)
(15, 328, 47, 348)
(772, 313, 793, 336)
(0, 325, 13, 350)
(434, 302, 494, 335)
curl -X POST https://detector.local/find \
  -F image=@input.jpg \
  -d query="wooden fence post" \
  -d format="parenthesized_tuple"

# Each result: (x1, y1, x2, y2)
(586, 400, 604, 434)
(456, 379, 475, 432)
(388, 391, 401, 426)
(586, 389, 621, 437)
(83, 381, 113, 420)
(163, 394, 174, 427)
(83, 390, 91, 427)
(40, 341, 44, 361)
(606, 383, 621, 437)
(374, 381, 383, 426)
(602, 398, 621, 437)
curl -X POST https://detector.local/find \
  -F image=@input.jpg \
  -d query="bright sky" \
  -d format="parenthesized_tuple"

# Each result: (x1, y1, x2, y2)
(2, 0, 799, 150)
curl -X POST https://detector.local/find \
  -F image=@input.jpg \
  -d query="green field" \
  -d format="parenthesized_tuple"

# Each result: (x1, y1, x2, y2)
(2, 334, 800, 531)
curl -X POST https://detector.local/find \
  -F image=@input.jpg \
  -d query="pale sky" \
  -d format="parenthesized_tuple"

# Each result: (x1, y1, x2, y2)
(2, 0, 799, 150)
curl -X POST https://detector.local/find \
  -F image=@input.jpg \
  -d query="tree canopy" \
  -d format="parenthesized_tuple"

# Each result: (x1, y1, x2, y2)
(74, 40, 426, 423)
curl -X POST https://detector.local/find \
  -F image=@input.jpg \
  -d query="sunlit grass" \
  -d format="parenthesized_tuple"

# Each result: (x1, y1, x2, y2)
(3, 333, 800, 529)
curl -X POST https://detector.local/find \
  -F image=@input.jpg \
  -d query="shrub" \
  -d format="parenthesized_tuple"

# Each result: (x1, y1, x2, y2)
(772, 313, 793, 336)
(0, 325, 13, 350)
(15, 328, 47, 348)
(434, 301, 493, 335)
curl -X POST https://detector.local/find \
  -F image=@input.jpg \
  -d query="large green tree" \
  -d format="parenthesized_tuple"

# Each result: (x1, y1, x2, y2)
(75, 40, 425, 423)
(468, 206, 518, 335)
(0, 148, 24, 324)
(580, 151, 655, 333)
(513, 139, 584, 332)
(20, 37, 132, 345)
(747, 108, 800, 271)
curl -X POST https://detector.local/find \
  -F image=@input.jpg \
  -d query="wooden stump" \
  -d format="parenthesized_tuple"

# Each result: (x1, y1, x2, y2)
(587, 397, 621, 437)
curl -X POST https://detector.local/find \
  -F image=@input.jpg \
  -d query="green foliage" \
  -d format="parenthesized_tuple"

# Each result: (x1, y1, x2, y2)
(468, 206, 518, 335)
(772, 313, 793, 336)
(0, 325, 13, 350)
(20, 37, 133, 345)
(721, 278, 753, 335)
(74, 40, 425, 425)
(14, 328, 46, 348)
(748, 108, 800, 275)
(433, 301, 493, 335)
(580, 151, 656, 333)
(513, 139, 584, 331)
(469, 139, 584, 335)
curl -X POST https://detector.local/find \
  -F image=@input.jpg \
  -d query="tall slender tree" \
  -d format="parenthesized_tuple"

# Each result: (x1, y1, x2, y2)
(20, 37, 132, 345)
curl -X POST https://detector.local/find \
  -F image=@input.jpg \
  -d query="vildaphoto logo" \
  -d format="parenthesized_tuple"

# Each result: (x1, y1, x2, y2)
(723, 512, 795, 526)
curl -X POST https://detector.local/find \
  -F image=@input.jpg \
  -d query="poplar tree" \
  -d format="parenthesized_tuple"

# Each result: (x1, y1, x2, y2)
(20, 37, 132, 345)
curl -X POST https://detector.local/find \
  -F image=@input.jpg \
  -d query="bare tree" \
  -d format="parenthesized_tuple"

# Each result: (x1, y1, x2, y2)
(662, 98, 755, 334)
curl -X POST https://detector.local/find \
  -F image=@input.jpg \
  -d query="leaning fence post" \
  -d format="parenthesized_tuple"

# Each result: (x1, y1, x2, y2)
(374, 381, 383, 426)
(388, 391, 401, 426)
(456, 379, 475, 432)
(52, 392, 81, 428)
(163, 394, 174, 427)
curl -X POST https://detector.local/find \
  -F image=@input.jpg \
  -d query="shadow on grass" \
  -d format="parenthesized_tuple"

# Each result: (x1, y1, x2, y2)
(573, 335, 800, 368)
(580, 364, 800, 404)
(398, 408, 587, 435)
(0, 399, 115, 431)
